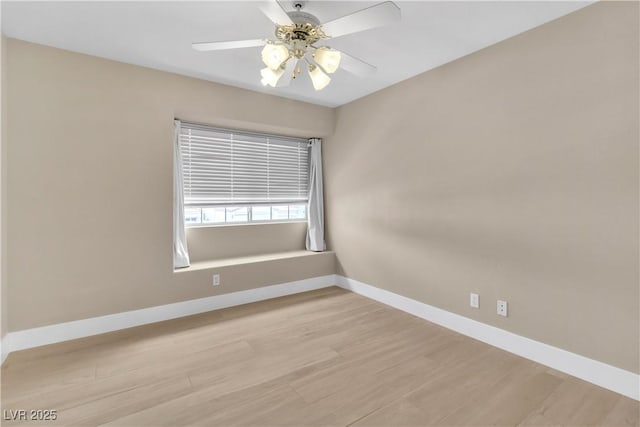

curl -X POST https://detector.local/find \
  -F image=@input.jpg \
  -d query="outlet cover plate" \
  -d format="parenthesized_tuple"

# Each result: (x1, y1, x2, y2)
(470, 293, 479, 308)
(497, 300, 508, 317)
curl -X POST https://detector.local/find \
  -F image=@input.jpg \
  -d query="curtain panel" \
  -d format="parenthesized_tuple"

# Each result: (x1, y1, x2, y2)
(173, 120, 191, 268)
(306, 138, 326, 251)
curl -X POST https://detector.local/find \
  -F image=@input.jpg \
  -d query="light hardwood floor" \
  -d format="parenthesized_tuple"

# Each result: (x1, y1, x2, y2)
(1, 287, 638, 426)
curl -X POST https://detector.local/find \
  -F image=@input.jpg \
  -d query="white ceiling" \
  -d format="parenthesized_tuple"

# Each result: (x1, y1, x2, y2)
(1, 1, 591, 107)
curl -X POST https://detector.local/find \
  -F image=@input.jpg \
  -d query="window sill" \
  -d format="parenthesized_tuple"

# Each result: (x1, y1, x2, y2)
(186, 220, 306, 229)
(174, 250, 334, 273)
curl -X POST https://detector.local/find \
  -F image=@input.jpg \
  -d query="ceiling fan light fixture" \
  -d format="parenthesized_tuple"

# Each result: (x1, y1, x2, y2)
(193, 0, 397, 92)
(313, 47, 341, 74)
(260, 66, 285, 87)
(261, 43, 290, 70)
(308, 63, 330, 91)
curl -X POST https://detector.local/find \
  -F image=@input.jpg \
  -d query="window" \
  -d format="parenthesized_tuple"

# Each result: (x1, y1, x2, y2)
(179, 123, 309, 226)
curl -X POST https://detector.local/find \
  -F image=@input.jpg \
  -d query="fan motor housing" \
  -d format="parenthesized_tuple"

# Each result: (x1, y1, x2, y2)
(276, 11, 325, 49)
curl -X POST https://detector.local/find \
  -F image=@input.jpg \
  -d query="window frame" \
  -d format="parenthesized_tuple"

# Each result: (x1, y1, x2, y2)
(184, 202, 307, 228)
(178, 122, 310, 228)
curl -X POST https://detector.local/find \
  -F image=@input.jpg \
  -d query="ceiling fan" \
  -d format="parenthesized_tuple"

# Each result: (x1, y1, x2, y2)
(192, 0, 401, 91)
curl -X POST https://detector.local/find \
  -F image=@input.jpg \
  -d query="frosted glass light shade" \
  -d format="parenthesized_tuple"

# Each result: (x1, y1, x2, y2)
(308, 65, 330, 91)
(314, 47, 341, 74)
(260, 66, 284, 87)
(261, 44, 289, 70)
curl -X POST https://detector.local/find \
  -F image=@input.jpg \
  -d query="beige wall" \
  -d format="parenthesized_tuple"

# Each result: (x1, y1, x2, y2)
(187, 222, 308, 263)
(1, 35, 7, 343)
(6, 39, 335, 331)
(325, 2, 639, 373)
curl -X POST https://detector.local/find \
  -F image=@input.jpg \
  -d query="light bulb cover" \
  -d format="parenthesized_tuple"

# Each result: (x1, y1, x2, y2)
(261, 44, 290, 70)
(260, 66, 285, 87)
(314, 47, 341, 74)
(308, 64, 331, 91)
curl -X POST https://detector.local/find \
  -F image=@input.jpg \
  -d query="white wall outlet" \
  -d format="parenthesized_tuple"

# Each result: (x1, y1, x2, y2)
(213, 274, 220, 286)
(470, 293, 479, 308)
(497, 300, 508, 317)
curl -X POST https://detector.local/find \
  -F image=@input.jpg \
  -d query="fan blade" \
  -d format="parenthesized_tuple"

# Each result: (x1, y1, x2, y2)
(192, 39, 265, 51)
(338, 50, 377, 77)
(259, 0, 293, 26)
(321, 1, 400, 39)
(277, 59, 298, 87)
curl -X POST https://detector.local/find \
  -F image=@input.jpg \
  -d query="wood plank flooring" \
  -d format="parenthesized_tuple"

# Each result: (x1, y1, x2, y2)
(1, 287, 638, 426)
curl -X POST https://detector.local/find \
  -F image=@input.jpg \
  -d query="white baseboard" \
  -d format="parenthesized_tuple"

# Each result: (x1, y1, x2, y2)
(4, 273, 638, 401)
(4, 275, 335, 358)
(1, 334, 8, 364)
(335, 275, 639, 401)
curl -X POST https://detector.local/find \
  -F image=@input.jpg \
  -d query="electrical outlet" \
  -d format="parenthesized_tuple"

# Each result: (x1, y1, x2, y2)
(497, 300, 508, 317)
(470, 293, 479, 308)
(213, 274, 220, 286)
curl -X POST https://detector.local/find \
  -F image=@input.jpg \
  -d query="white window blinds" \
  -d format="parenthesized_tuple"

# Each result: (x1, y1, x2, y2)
(179, 123, 309, 206)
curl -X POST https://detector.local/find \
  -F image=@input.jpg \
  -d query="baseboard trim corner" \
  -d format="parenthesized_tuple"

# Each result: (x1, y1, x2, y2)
(5, 274, 336, 356)
(335, 275, 639, 401)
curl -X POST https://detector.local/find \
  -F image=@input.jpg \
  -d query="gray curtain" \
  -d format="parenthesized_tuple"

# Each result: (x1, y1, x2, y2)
(173, 120, 190, 268)
(306, 138, 326, 251)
